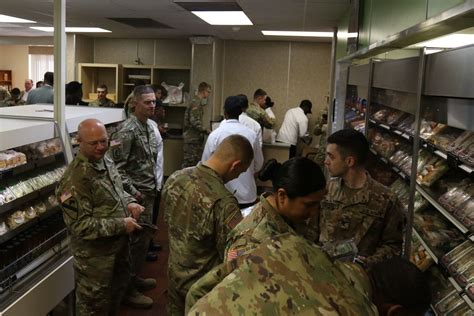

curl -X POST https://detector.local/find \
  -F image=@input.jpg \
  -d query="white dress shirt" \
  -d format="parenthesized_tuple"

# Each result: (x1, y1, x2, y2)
(239, 112, 262, 147)
(149, 120, 164, 191)
(276, 107, 308, 145)
(202, 119, 264, 204)
(263, 107, 276, 143)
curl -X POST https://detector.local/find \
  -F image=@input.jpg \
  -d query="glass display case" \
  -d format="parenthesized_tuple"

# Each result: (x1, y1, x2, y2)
(338, 45, 474, 313)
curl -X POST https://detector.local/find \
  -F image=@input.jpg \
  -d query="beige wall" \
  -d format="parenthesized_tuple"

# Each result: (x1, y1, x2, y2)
(0, 45, 29, 90)
(93, 38, 191, 67)
(222, 41, 331, 130)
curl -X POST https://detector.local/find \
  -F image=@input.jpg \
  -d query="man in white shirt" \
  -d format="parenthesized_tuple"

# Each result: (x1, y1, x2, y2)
(276, 99, 312, 158)
(20, 79, 33, 102)
(237, 94, 262, 148)
(202, 96, 264, 208)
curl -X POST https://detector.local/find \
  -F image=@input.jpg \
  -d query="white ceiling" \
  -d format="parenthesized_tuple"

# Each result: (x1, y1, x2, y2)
(0, 0, 349, 42)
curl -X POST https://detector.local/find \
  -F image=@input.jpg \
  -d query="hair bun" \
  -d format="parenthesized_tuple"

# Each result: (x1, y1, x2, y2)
(258, 159, 281, 182)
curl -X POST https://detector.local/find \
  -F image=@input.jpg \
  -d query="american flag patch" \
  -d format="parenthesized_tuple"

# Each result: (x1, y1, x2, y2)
(110, 139, 121, 147)
(227, 249, 238, 261)
(60, 191, 72, 203)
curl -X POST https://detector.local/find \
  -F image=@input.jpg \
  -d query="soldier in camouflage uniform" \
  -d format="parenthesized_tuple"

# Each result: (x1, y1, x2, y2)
(89, 84, 116, 107)
(185, 157, 326, 310)
(56, 119, 144, 315)
(246, 88, 275, 129)
(108, 85, 158, 308)
(320, 129, 404, 267)
(188, 233, 431, 315)
(182, 81, 211, 168)
(163, 135, 254, 315)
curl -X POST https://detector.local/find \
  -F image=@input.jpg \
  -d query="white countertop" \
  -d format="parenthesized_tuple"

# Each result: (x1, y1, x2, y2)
(0, 105, 125, 150)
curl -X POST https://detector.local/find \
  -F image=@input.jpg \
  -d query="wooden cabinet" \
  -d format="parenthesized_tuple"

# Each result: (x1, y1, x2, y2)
(121, 65, 153, 102)
(0, 70, 12, 91)
(77, 63, 120, 103)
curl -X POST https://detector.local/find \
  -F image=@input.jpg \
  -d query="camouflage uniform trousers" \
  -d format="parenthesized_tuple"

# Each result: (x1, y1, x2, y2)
(129, 192, 155, 286)
(74, 237, 130, 316)
(182, 142, 203, 168)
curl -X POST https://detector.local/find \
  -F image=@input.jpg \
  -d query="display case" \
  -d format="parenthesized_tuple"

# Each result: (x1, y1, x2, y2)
(0, 104, 126, 314)
(0, 117, 73, 315)
(355, 45, 474, 313)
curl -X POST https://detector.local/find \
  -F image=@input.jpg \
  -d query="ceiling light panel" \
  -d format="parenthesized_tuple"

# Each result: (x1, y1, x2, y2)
(30, 27, 111, 33)
(192, 11, 252, 25)
(412, 34, 474, 48)
(0, 14, 36, 23)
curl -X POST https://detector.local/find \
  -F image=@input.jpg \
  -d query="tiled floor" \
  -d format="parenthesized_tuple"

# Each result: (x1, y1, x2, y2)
(119, 213, 169, 316)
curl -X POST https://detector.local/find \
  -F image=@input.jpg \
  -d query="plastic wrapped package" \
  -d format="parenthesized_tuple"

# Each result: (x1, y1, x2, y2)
(448, 131, 474, 153)
(428, 267, 457, 304)
(427, 127, 463, 152)
(33, 200, 47, 214)
(47, 194, 59, 207)
(372, 108, 391, 122)
(0, 220, 9, 236)
(456, 261, 474, 288)
(0, 150, 27, 171)
(442, 241, 473, 267)
(445, 302, 473, 316)
(447, 248, 474, 275)
(417, 157, 449, 187)
(24, 206, 37, 221)
(438, 182, 473, 213)
(467, 283, 474, 301)
(435, 292, 465, 314)
(453, 199, 474, 232)
(9, 181, 34, 199)
(397, 115, 415, 135)
(386, 110, 407, 125)
(161, 82, 185, 104)
(420, 120, 440, 140)
(0, 187, 16, 205)
(410, 232, 434, 271)
(7, 210, 25, 229)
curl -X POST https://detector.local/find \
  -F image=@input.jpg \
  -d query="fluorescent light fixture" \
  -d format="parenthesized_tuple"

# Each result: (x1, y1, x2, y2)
(30, 27, 111, 33)
(262, 31, 358, 38)
(412, 34, 474, 48)
(192, 11, 252, 25)
(0, 14, 36, 23)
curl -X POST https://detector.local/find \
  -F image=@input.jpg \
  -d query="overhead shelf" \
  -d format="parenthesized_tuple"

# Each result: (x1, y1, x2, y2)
(339, 0, 474, 61)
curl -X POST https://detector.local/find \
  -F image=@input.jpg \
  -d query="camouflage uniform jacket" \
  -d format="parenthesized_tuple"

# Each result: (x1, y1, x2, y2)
(319, 173, 404, 266)
(108, 115, 158, 196)
(56, 153, 135, 257)
(183, 97, 207, 144)
(188, 233, 378, 316)
(163, 163, 243, 300)
(246, 102, 275, 129)
(0, 96, 25, 107)
(89, 97, 116, 107)
(186, 193, 297, 310)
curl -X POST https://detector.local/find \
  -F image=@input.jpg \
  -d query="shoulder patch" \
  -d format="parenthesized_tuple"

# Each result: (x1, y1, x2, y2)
(110, 139, 121, 147)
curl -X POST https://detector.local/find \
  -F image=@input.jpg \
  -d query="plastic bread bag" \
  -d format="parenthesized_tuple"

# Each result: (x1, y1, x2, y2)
(442, 240, 473, 267)
(161, 82, 185, 104)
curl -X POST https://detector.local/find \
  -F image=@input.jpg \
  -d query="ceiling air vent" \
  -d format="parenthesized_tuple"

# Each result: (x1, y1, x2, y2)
(108, 18, 172, 29)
